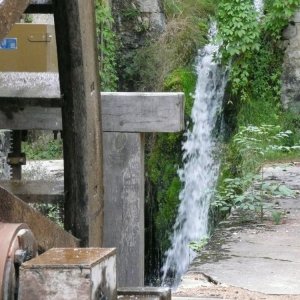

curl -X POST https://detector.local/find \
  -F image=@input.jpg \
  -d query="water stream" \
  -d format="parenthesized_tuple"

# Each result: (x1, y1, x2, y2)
(254, 0, 264, 16)
(161, 0, 264, 287)
(161, 25, 227, 286)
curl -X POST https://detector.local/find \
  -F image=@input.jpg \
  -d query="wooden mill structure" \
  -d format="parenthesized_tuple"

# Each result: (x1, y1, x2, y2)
(0, 0, 185, 296)
(0, 0, 103, 247)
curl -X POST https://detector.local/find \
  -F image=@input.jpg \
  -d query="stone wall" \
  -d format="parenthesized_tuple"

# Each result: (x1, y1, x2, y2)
(111, 0, 165, 91)
(282, 11, 300, 112)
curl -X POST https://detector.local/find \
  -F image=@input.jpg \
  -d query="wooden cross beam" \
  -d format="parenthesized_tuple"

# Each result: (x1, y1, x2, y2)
(0, 185, 79, 251)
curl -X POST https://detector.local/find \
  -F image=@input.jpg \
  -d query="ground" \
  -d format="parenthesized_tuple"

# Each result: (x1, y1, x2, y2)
(173, 163, 300, 299)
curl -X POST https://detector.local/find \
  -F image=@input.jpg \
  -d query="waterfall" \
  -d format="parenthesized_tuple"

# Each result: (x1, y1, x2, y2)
(254, 0, 264, 16)
(161, 25, 227, 286)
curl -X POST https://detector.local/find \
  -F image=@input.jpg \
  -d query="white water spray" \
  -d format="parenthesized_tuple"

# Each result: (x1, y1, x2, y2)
(254, 0, 264, 16)
(161, 25, 227, 286)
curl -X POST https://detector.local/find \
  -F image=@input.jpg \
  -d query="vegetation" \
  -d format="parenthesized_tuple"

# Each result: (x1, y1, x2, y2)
(95, 0, 118, 91)
(130, 0, 216, 91)
(22, 133, 63, 160)
(143, 0, 219, 281)
(145, 0, 300, 277)
(213, 125, 296, 221)
(215, 0, 300, 220)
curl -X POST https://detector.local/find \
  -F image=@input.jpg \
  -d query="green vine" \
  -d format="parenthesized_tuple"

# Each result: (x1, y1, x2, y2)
(95, 1, 118, 91)
(217, 0, 300, 96)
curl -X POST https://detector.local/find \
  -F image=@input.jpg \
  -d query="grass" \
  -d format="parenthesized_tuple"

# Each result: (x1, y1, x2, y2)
(22, 133, 63, 160)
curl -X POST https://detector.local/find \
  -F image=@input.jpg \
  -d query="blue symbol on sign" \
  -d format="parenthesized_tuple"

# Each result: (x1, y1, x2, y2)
(0, 38, 17, 50)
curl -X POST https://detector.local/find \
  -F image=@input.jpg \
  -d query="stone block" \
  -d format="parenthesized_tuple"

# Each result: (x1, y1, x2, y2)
(118, 287, 171, 300)
(137, 0, 161, 13)
(19, 248, 117, 300)
(293, 11, 300, 23)
(283, 24, 297, 40)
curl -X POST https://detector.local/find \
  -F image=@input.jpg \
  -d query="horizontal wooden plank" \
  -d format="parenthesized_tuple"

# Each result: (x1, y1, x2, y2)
(0, 0, 29, 39)
(0, 185, 79, 250)
(0, 92, 185, 132)
(0, 106, 62, 130)
(102, 92, 185, 132)
(0, 97, 62, 107)
(0, 180, 64, 203)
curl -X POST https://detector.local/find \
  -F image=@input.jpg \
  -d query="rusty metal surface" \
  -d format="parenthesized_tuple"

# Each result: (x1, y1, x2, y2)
(0, 186, 79, 250)
(0, 0, 29, 39)
(0, 24, 58, 72)
(0, 223, 37, 300)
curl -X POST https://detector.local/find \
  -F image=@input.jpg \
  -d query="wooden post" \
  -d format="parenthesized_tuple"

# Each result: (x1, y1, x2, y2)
(103, 132, 145, 286)
(53, 0, 104, 246)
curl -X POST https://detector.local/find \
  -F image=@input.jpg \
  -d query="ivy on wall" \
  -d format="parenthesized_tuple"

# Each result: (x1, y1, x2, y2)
(95, 0, 118, 91)
(217, 0, 300, 96)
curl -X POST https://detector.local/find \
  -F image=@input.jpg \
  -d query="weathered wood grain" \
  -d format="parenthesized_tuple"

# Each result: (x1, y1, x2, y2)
(0, 93, 185, 132)
(0, 106, 62, 130)
(102, 92, 184, 132)
(0, 180, 64, 203)
(53, 0, 104, 247)
(0, 186, 79, 250)
(0, 0, 29, 39)
(103, 132, 145, 287)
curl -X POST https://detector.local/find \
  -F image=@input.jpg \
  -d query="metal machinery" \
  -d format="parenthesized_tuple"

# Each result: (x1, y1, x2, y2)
(0, 22, 58, 180)
(0, 223, 37, 300)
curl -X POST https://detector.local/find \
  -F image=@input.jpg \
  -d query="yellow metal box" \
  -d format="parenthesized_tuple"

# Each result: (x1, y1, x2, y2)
(0, 23, 58, 72)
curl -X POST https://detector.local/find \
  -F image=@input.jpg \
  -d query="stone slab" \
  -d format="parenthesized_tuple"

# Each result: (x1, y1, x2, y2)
(19, 248, 117, 300)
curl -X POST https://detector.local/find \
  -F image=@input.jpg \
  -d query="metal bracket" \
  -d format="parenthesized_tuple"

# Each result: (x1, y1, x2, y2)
(28, 33, 52, 42)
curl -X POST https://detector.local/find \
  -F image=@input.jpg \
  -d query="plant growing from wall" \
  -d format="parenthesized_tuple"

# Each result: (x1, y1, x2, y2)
(95, 0, 118, 91)
(216, 0, 300, 96)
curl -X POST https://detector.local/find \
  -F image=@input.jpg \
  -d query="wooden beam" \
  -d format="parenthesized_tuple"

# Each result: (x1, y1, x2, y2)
(0, 93, 185, 132)
(102, 92, 184, 132)
(0, 0, 29, 39)
(103, 132, 145, 287)
(0, 106, 62, 130)
(0, 186, 79, 250)
(53, 0, 104, 247)
(0, 180, 64, 204)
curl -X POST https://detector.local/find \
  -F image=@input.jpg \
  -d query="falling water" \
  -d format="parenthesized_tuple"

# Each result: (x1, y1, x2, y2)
(161, 25, 227, 286)
(254, 0, 264, 16)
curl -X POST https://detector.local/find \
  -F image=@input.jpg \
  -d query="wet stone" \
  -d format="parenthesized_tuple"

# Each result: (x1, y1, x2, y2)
(19, 248, 117, 300)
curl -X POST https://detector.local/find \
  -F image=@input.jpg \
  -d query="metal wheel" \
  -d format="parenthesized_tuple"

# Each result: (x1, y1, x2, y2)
(0, 223, 37, 300)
